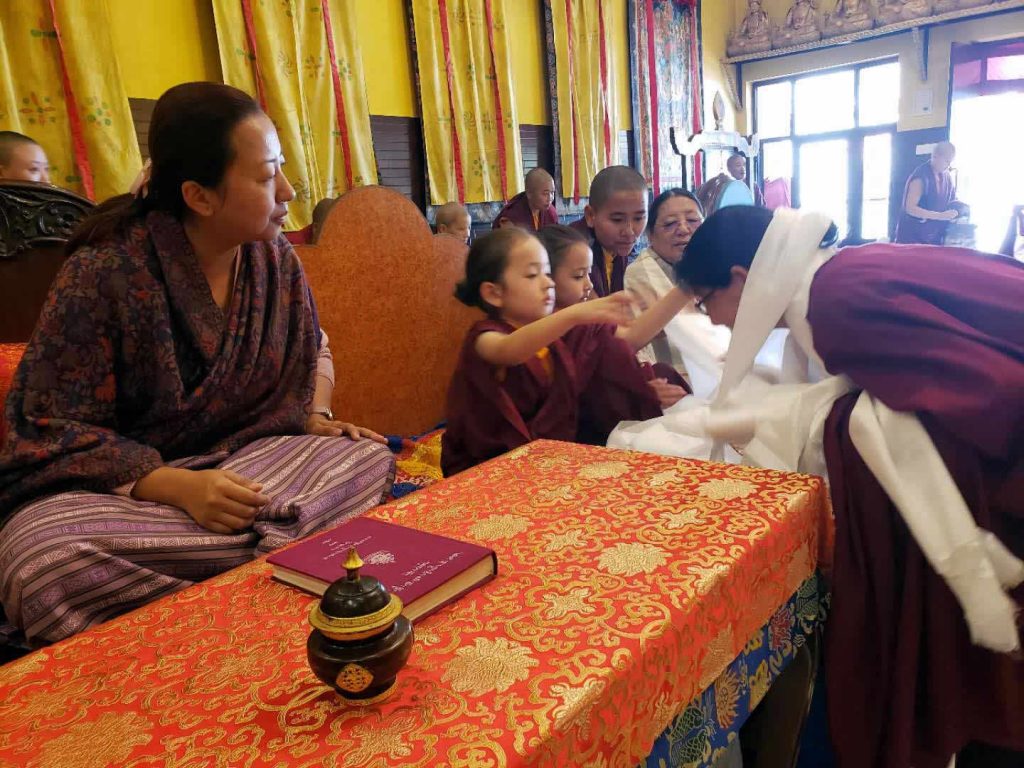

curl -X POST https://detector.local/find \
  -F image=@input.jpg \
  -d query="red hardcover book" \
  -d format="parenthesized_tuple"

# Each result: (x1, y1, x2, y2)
(267, 517, 497, 623)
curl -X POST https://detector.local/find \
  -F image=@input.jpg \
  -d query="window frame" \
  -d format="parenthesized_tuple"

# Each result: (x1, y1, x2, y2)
(952, 38, 1024, 98)
(753, 58, 899, 243)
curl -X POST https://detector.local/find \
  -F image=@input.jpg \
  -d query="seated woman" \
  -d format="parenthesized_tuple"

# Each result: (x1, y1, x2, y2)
(0, 82, 395, 645)
(623, 189, 728, 387)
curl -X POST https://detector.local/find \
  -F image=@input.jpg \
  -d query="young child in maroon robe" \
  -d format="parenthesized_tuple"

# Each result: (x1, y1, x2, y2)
(492, 168, 558, 231)
(441, 228, 662, 476)
(569, 166, 649, 297)
(538, 224, 690, 415)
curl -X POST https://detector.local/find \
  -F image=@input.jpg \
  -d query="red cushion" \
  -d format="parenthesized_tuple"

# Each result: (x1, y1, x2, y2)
(0, 343, 26, 443)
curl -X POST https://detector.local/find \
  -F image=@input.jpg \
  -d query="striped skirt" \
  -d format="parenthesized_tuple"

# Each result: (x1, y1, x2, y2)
(0, 435, 395, 644)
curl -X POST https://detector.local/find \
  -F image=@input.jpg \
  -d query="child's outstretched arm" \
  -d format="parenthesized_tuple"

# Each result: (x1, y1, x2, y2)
(476, 294, 635, 366)
(615, 285, 691, 352)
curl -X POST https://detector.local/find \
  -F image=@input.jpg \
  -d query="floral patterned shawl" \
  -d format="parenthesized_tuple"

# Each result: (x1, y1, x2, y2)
(0, 212, 318, 517)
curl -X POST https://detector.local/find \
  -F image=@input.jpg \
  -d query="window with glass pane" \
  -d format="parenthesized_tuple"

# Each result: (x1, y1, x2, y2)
(756, 81, 793, 139)
(953, 59, 983, 89)
(858, 62, 900, 126)
(761, 140, 793, 181)
(795, 70, 854, 135)
(862, 133, 892, 240)
(987, 54, 1024, 80)
(799, 139, 849, 236)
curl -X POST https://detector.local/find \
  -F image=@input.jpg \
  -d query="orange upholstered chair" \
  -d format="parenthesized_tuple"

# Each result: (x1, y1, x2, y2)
(0, 181, 94, 441)
(295, 186, 478, 436)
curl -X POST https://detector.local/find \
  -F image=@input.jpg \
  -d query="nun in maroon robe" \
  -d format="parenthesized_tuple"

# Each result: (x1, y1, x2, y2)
(810, 244, 1024, 768)
(678, 205, 1024, 768)
(441, 318, 662, 476)
(492, 192, 559, 232)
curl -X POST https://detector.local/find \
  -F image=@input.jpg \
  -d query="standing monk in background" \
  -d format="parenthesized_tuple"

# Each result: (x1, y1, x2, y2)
(895, 141, 967, 245)
(493, 168, 558, 231)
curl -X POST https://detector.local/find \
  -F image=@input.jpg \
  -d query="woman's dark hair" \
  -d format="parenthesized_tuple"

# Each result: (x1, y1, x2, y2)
(536, 224, 587, 272)
(67, 82, 263, 253)
(454, 228, 535, 314)
(647, 188, 704, 233)
(674, 205, 838, 289)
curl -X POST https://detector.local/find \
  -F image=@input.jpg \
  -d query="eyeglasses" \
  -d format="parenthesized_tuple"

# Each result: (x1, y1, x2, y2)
(656, 218, 703, 234)
(694, 289, 717, 315)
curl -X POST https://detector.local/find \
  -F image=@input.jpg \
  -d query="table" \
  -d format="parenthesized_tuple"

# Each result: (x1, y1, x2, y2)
(0, 440, 830, 767)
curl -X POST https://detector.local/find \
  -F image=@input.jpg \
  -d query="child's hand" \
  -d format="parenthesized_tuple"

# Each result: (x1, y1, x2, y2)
(648, 378, 687, 409)
(569, 292, 636, 326)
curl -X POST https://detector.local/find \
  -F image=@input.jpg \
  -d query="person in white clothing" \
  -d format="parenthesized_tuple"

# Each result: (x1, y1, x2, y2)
(624, 189, 728, 386)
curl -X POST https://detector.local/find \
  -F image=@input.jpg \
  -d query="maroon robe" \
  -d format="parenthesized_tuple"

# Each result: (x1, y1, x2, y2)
(569, 218, 633, 297)
(807, 243, 1024, 768)
(574, 324, 667, 445)
(0, 212, 319, 516)
(441, 319, 662, 476)
(492, 192, 558, 232)
(895, 161, 957, 245)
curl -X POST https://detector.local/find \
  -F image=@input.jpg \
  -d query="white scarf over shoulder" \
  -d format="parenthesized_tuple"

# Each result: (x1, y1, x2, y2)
(613, 208, 1023, 653)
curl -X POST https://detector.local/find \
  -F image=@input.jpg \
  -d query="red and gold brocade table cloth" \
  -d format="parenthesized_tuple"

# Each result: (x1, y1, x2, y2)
(0, 441, 830, 768)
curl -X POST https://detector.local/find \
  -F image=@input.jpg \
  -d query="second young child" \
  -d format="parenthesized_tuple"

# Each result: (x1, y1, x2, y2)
(538, 224, 690, 415)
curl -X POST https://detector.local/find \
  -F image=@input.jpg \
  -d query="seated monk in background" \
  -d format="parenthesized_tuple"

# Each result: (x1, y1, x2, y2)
(0, 82, 395, 646)
(493, 167, 558, 231)
(0, 131, 51, 184)
(435, 201, 471, 244)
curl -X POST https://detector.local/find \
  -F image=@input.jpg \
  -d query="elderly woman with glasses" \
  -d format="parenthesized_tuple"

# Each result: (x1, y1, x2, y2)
(623, 189, 728, 386)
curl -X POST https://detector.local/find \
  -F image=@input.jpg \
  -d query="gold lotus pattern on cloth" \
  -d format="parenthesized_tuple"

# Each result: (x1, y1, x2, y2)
(597, 542, 669, 576)
(0, 440, 829, 767)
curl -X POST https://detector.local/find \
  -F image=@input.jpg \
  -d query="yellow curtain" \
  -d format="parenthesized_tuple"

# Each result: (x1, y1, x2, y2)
(0, 0, 141, 200)
(213, 0, 377, 230)
(411, 0, 523, 205)
(549, 0, 619, 200)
